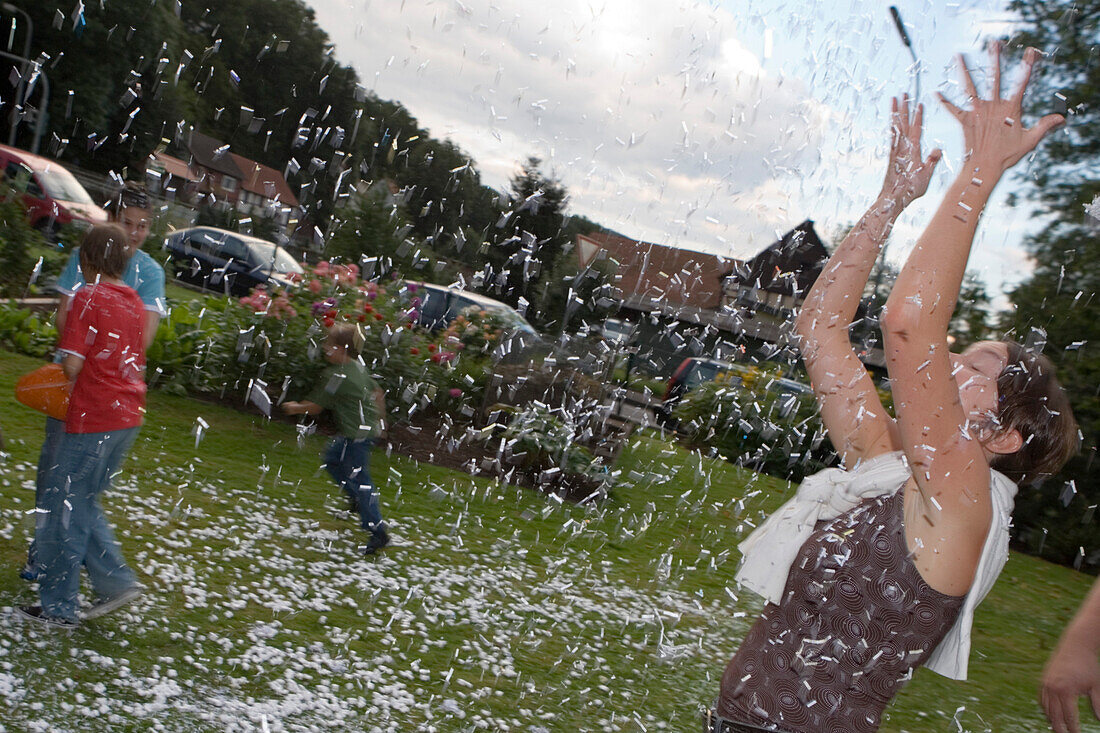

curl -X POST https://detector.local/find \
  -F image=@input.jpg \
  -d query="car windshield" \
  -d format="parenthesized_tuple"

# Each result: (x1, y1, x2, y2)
(685, 362, 722, 388)
(452, 295, 537, 335)
(37, 165, 94, 205)
(247, 240, 304, 275)
(488, 304, 537, 335)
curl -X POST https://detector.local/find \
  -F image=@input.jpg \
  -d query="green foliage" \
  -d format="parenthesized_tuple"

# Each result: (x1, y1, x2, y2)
(948, 273, 993, 349)
(0, 188, 47, 297)
(0, 303, 58, 358)
(999, 2, 1100, 567)
(674, 375, 835, 483)
(496, 403, 608, 488)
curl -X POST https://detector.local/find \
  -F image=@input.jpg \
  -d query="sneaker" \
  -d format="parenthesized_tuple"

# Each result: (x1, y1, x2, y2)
(15, 605, 78, 630)
(82, 585, 144, 620)
(19, 563, 43, 582)
(361, 530, 391, 556)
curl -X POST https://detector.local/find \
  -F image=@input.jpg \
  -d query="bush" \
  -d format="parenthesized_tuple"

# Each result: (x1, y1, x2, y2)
(0, 186, 48, 297)
(674, 375, 837, 483)
(489, 403, 610, 498)
(0, 303, 58, 358)
(143, 263, 501, 426)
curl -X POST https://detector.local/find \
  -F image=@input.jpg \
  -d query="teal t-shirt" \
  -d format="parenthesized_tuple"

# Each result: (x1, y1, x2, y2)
(307, 361, 381, 439)
(57, 247, 167, 316)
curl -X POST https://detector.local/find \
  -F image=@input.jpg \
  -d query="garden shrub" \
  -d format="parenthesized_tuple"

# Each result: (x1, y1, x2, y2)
(674, 376, 837, 483)
(491, 402, 611, 499)
(0, 303, 58, 358)
(0, 186, 47, 297)
(153, 264, 502, 425)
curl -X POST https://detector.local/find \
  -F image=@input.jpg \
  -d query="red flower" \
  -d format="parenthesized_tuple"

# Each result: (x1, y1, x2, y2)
(358, 314, 367, 322)
(430, 353, 442, 363)
(323, 317, 335, 328)
(374, 313, 384, 321)
(427, 344, 438, 353)
(326, 309, 337, 318)
(410, 347, 420, 355)
(364, 304, 373, 314)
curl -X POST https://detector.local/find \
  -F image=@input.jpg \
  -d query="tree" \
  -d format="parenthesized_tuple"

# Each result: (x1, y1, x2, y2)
(999, 2, 1100, 568)
(481, 157, 571, 321)
(948, 274, 992, 350)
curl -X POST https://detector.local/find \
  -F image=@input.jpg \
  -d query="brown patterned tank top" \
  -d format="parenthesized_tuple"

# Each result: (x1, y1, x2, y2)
(716, 490, 965, 733)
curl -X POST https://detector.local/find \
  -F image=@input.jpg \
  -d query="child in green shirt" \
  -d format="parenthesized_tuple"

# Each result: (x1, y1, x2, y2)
(283, 324, 389, 554)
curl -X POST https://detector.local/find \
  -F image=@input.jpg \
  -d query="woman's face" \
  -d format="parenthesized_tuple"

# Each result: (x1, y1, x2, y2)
(117, 206, 152, 253)
(951, 340, 1009, 425)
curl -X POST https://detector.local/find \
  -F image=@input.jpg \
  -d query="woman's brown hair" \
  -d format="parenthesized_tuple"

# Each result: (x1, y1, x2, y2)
(990, 340, 1079, 485)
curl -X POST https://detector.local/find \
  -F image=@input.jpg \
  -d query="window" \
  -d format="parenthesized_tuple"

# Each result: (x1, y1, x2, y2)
(221, 175, 237, 192)
(5, 161, 34, 193)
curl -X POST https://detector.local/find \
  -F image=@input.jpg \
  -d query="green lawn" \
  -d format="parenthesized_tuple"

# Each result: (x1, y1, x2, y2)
(0, 347, 1096, 732)
(164, 281, 209, 303)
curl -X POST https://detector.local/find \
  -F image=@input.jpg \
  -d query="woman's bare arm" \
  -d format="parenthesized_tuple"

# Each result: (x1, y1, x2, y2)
(882, 45, 1063, 543)
(795, 96, 940, 467)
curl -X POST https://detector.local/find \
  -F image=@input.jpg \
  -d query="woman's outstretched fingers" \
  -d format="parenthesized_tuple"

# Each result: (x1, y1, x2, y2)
(1028, 113, 1067, 147)
(1013, 47, 1041, 104)
(990, 40, 1003, 100)
(958, 53, 980, 100)
(937, 91, 966, 122)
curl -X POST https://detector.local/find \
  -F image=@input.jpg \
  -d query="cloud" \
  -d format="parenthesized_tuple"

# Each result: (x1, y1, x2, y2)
(309, 0, 838, 257)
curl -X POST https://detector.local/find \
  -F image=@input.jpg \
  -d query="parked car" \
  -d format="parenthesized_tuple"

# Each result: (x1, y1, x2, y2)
(165, 226, 305, 296)
(657, 356, 811, 426)
(598, 318, 636, 345)
(0, 144, 108, 234)
(408, 281, 547, 362)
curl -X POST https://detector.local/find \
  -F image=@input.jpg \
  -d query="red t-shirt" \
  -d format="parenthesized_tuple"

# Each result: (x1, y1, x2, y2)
(57, 282, 147, 433)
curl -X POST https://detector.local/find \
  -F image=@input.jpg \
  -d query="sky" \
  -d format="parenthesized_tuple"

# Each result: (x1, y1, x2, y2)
(305, 0, 1053, 308)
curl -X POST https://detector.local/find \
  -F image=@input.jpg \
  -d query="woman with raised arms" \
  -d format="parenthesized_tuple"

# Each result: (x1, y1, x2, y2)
(709, 45, 1078, 733)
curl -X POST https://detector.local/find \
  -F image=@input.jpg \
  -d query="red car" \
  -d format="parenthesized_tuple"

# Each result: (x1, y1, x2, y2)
(0, 144, 108, 234)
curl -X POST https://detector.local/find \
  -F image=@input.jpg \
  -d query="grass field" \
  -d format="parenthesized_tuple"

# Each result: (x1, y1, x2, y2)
(0, 347, 1096, 732)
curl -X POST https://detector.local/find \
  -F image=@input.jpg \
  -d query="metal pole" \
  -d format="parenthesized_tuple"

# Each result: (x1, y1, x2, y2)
(2, 3, 32, 147)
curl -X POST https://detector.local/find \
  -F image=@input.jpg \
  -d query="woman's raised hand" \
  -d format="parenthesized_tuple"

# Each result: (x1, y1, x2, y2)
(937, 43, 1064, 176)
(881, 95, 942, 209)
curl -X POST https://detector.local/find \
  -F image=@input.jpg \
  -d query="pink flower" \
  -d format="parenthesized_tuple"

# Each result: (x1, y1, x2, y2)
(308, 279, 323, 293)
(449, 388, 463, 398)
(407, 282, 419, 293)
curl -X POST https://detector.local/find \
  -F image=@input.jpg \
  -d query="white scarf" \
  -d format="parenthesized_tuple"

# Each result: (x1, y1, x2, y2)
(734, 450, 1017, 681)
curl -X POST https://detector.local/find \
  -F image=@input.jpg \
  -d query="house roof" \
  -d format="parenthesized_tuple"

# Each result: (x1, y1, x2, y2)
(576, 231, 739, 311)
(186, 131, 244, 179)
(230, 153, 299, 207)
(736, 220, 828, 296)
(150, 151, 198, 182)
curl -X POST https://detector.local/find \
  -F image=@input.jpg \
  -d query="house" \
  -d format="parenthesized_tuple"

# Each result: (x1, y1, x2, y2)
(186, 131, 246, 205)
(719, 220, 829, 322)
(164, 131, 300, 234)
(229, 153, 300, 231)
(574, 221, 882, 374)
(146, 151, 201, 203)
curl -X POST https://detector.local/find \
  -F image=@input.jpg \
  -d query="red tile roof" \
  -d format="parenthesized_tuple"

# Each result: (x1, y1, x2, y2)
(576, 231, 740, 310)
(151, 151, 198, 181)
(229, 153, 299, 208)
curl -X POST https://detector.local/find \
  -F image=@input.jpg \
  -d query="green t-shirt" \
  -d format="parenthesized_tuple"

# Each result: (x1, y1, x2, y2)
(306, 361, 381, 439)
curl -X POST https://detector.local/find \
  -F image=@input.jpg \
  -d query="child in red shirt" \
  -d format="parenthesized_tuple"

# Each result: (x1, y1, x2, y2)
(19, 224, 148, 628)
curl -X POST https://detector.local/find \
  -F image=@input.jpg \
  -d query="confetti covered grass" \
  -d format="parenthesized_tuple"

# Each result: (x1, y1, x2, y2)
(0, 350, 1095, 732)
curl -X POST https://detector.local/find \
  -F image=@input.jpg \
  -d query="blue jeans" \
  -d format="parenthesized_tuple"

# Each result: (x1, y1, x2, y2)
(37, 428, 141, 621)
(323, 437, 384, 535)
(26, 416, 66, 571)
